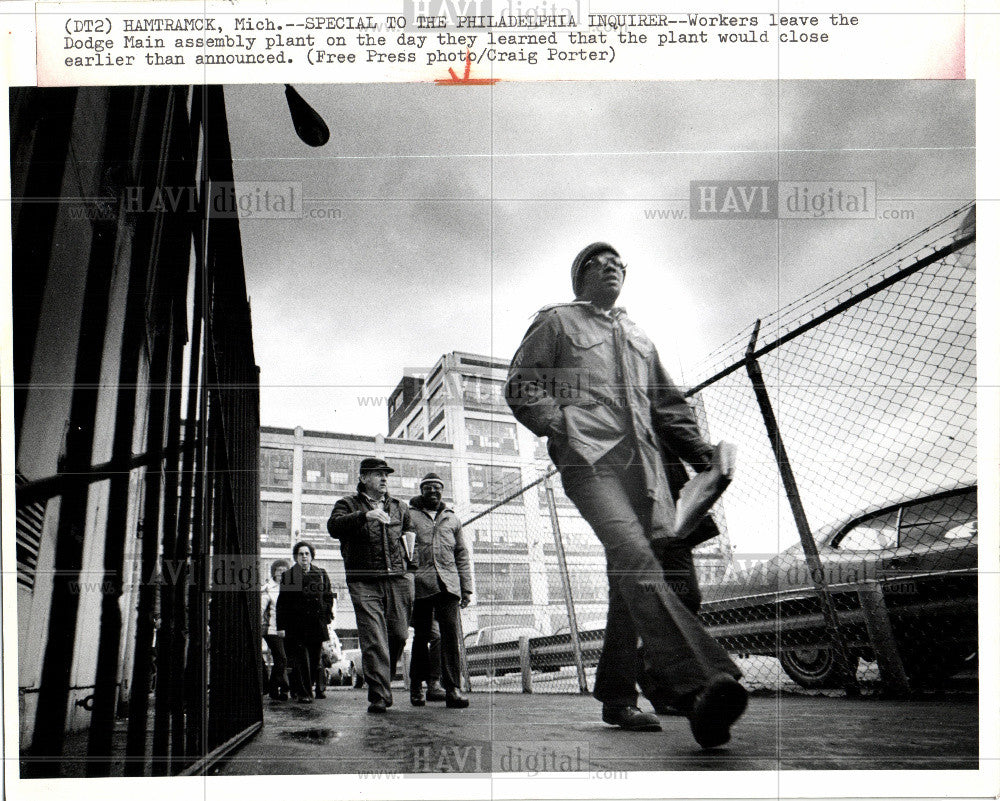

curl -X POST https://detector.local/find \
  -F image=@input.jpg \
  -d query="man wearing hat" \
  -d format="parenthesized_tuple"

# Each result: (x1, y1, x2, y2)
(505, 243, 747, 749)
(407, 472, 472, 708)
(328, 458, 417, 713)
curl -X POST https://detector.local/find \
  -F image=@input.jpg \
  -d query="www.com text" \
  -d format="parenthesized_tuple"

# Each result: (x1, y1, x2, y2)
(66, 201, 343, 221)
(642, 207, 915, 221)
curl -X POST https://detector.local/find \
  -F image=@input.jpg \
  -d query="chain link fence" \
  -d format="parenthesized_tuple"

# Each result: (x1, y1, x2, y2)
(463, 204, 977, 698)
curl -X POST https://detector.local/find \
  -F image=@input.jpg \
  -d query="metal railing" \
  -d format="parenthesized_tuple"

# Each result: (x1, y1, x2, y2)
(15, 86, 263, 778)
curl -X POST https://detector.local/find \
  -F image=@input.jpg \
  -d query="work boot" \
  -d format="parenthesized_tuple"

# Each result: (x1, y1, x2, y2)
(411, 685, 426, 706)
(602, 705, 662, 731)
(445, 688, 469, 708)
(367, 699, 388, 713)
(426, 680, 447, 702)
(688, 675, 748, 749)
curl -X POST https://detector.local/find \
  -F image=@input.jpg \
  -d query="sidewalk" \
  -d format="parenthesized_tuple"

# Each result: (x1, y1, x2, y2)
(213, 686, 978, 775)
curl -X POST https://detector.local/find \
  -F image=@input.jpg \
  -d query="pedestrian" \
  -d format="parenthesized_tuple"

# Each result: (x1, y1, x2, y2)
(505, 242, 747, 749)
(261, 559, 291, 701)
(276, 541, 334, 703)
(327, 458, 417, 713)
(407, 472, 472, 709)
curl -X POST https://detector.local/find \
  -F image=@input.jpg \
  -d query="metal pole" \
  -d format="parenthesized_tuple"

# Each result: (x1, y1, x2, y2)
(743, 319, 859, 694)
(856, 581, 912, 696)
(543, 476, 588, 693)
(456, 612, 473, 693)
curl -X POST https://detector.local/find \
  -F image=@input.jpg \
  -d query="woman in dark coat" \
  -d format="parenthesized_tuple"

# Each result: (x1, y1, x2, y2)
(277, 541, 335, 702)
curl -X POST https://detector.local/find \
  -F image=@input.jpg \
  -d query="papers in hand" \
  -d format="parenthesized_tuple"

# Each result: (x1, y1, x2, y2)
(673, 441, 737, 541)
(401, 531, 416, 562)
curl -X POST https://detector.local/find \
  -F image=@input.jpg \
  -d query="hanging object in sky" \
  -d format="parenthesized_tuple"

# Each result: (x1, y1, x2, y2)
(284, 84, 330, 147)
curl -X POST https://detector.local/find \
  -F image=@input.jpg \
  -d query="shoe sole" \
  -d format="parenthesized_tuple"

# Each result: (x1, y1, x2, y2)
(411, 699, 426, 706)
(689, 677, 748, 749)
(602, 712, 662, 732)
(604, 719, 662, 732)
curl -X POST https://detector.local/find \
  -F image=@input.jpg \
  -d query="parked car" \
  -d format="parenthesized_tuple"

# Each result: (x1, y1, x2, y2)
(463, 626, 544, 649)
(701, 485, 978, 688)
(463, 626, 545, 676)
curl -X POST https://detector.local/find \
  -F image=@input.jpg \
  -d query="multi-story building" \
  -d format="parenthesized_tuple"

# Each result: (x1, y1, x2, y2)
(261, 351, 734, 646)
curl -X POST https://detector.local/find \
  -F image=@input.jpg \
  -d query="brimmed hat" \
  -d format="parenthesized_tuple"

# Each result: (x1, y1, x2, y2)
(360, 457, 394, 474)
(571, 242, 619, 297)
(419, 472, 445, 489)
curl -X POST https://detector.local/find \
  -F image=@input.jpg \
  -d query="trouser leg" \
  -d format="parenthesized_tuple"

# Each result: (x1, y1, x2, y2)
(409, 596, 434, 685)
(561, 463, 739, 706)
(431, 593, 463, 691)
(349, 580, 393, 704)
(386, 575, 414, 679)
(307, 642, 323, 691)
(287, 638, 312, 697)
(427, 615, 443, 685)
(639, 541, 704, 704)
(264, 634, 289, 696)
(593, 581, 641, 707)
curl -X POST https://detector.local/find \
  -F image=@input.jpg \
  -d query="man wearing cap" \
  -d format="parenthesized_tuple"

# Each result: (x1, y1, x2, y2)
(328, 458, 417, 713)
(407, 472, 473, 709)
(505, 243, 747, 749)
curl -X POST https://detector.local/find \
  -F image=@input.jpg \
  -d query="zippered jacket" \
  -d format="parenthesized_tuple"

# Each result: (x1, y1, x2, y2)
(408, 495, 472, 601)
(328, 485, 415, 581)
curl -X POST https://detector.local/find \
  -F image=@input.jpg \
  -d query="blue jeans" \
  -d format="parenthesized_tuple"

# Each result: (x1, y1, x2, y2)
(559, 444, 740, 708)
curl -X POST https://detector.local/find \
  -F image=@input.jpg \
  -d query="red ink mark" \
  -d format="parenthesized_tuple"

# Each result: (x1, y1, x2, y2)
(944, 22, 965, 79)
(435, 49, 499, 85)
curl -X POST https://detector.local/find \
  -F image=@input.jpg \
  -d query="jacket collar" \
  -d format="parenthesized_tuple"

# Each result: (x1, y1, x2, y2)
(581, 301, 627, 319)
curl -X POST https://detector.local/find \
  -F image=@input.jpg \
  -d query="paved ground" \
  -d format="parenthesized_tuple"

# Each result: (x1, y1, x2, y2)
(213, 685, 978, 775)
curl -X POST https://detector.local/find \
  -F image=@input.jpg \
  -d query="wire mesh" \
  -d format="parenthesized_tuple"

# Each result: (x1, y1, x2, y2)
(463, 206, 977, 698)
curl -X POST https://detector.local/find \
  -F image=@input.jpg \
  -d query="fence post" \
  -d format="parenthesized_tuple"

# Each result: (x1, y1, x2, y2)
(856, 581, 912, 696)
(544, 475, 588, 693)
(456, 613, 473, 693)
(518, 635, 533, 693)
(744, 319, 860, 695)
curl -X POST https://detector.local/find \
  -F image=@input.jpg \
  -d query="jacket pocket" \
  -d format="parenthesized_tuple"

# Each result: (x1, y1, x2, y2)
(563, 327, 607, 371)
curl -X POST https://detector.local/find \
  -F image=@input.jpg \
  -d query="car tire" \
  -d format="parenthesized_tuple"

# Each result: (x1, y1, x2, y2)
(779, 647, 859, 689)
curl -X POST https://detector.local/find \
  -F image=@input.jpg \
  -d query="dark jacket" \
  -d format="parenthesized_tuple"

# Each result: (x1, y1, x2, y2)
(327, 486, 414, 582)
(506, 301, 714, 541)
(408, 495, 473, 601)
(276, 563, 333, 645)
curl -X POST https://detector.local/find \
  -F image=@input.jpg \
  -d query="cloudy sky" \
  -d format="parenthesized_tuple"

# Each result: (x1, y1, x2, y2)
(225, 80, 974, 438)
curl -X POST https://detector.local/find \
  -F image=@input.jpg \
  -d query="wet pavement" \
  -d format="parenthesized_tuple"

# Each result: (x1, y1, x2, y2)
(213, 684, 978, 775)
